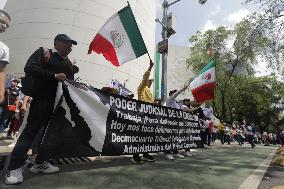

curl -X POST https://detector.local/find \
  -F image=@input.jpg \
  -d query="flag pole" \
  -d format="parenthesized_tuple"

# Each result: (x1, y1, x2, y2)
(147, 52, 153, 63)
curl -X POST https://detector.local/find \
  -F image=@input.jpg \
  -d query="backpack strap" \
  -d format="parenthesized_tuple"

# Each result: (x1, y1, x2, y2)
(42, 47, 51, 64)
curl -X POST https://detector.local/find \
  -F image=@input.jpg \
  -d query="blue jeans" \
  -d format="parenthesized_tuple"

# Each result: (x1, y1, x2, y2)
(225, 135, 231, 144)
(237, 134, 244, 145)
(248, 135, 255, 148)
(218, 132, 225, 144)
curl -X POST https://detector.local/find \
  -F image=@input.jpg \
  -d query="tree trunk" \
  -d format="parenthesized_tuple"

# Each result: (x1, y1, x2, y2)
(221, 91, 226, 121)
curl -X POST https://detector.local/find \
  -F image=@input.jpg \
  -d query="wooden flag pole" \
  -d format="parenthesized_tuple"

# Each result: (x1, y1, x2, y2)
(147, 52, 153, 63)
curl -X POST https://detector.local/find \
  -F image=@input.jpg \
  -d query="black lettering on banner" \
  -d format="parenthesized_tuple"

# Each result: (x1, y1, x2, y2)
(101, 91, 201, 155)
(37, 82, 202, 161)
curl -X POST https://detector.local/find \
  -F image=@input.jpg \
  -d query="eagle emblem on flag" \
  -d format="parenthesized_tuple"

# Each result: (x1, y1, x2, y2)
(110, 30, 124, 48)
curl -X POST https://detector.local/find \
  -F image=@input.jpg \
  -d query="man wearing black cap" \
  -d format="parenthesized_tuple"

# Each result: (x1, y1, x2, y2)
(5, 34, 78, 185)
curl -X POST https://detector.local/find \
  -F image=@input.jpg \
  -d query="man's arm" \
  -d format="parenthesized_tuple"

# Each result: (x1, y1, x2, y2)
(169, 84, 189, 101)
(183, 105, 199, 113)
(137, 61, 154, 93)
(21, 95, 30, 113)
(24, 48, 56, 80)
(0, 63, 6, 103)
(15, 96, 19, 111)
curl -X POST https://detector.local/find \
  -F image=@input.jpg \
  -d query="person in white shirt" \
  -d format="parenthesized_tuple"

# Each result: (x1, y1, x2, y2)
(164, 86, 189, 160)
(0, 9, 11, 134)
(246, 123, 256, 148)
(224, 124, 231, 145)
(0, 9, 10, 100)
(236, 125, 244, 147)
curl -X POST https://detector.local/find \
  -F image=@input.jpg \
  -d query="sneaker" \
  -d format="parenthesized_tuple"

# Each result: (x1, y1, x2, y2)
(142, 154, 156, 162)
(5, 135, 13, 140)
(183, 151, 193, 157)
(165, 154, 175, 160)
(130, 157, 143, 164)
(30, 161, 59, 174)
(173, 153, 184, 159)
(5, 167, 24, 185)
(8, 142, 16, 148)
(0, 133, 6, 140)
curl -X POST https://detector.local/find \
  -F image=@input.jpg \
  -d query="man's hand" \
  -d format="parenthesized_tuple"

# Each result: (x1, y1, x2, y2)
(72, 65, 79, 74)
(182, 105, 190, 112)
(55, 73, 66, 81)
(21, 104, 27, 113)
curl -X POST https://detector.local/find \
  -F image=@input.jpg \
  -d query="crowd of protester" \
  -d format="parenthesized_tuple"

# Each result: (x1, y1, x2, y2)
(199, 119, 284, 149)
(0, 34, 283, 186)
(1, 12, 283, 186)
(0, 30, 205, 184)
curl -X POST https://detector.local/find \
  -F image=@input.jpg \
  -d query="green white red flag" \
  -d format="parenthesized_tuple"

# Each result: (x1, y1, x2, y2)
(88, 5, 147, 66)
(190, 59, 216, 103)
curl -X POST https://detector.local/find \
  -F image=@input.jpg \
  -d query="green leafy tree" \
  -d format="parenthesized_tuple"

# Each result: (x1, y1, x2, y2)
(225, 75, 284, 132)
(245, 0, 284, 77)
(187, 20, 266, 120)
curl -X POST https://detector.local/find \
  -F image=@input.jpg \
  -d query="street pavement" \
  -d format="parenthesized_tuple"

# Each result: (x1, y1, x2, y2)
(0, 141, 280, 189)
(258, 163, 284, 189)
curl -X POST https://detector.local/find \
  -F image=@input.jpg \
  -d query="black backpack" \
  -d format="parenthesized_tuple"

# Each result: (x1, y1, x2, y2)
(21, 47, 51, 97)
(21, 74, 35, 97)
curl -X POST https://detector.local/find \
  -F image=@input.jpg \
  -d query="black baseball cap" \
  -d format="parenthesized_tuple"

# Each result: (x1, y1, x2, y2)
(54, 34, 77, 45)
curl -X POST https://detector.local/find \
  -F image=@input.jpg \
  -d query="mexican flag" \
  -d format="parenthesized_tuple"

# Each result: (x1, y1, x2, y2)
(190, 59, 216, 103)
(88, 5, 148, 66)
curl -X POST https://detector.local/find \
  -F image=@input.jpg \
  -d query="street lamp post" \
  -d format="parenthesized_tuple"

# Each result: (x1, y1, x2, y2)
(157, 0, 208, 103)
(160, 0, 170, 103)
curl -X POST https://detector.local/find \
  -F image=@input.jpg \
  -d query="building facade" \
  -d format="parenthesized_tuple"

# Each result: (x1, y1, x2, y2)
(155, 45, 194, 101)
(0, 0, 157, 96)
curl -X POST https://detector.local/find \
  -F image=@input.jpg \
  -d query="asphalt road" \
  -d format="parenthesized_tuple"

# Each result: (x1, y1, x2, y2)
(0, 142, 277, 189)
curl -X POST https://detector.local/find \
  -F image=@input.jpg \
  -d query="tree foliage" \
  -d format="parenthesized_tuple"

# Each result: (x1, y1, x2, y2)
(187, 20, 266, 121)
(226, 76, 284, 132)
(186, 18, 284, 131)
(245, 0, 284, 77)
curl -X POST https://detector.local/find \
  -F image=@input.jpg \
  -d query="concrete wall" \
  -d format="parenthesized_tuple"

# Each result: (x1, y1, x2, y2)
(167, 45, 194, 101)
(0, 0, 156, 96)
(0, 0, 7, 9)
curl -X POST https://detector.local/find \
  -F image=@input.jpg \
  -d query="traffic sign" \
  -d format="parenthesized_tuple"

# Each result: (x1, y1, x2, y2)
(158, 39, 168, 54)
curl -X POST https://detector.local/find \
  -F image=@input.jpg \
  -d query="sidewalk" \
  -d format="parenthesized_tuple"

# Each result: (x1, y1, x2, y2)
(258, 157, 284, 189)
(0, 142, 278, 189)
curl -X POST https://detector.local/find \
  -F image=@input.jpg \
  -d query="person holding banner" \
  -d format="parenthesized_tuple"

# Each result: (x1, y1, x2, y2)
(131, 60, 156, 164)
(164, 85, 191, 160)
(182, 98, 199, 156)
(5, 34, 78, 185)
